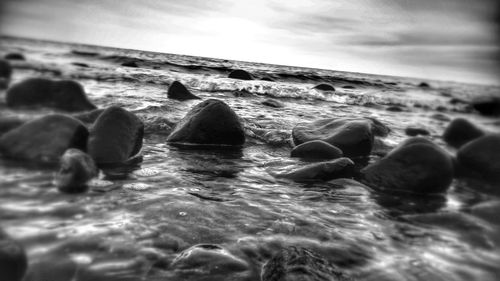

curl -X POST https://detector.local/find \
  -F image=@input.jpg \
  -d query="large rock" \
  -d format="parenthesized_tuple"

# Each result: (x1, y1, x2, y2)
(456, 134, 500, 183)
(471, 97, 500, 116)
(228, 69, 253, 80)
(87, 106, 144, 165)
(0, 229, 27, 281)
(55, 148, 98, 193)
(291, 140, 343, 160)
(0, 116, 26, 136)
(292, 118, 389, 157)
(262, 246, 353, 281)
(167, 81, 200, 100)
(0, 59, 12, 79)
(167, 99, 245, 146)
(361, 137, 454, 194)
(274, 158, 355, 182)
(6, 78, 96, 112)
(0, 114, 88, 163)
(443, 118, 484, 148)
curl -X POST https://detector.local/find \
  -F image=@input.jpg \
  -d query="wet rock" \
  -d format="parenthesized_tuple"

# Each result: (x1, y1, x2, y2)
(72, 108, 106, 124)
(430, 113, 451, 122)
(88, 106, 144, 165)
(456, 134, 500, 183)
(342, 85, 356, 89)
(0, 229, 28, 281)
(121, 61, 138, 67)
(443, 118, 484, 148)
(0, 114, 88, 163)
(290, 140, 343, 160)
(71, 62, 89, 67)
(4, 53, 25, 61)
(6, 78, 96, 112)
(274, 158, 355, 182)
(313, 83, 335, 91)
(418, 82, 430, 88)
(261, 99, 284, 108)
(471, 97, 500, 116)
(71, 50, 99, 56)
(292, 118, 389, 157)
(361, 137, 454, 194)
(261, 77, 275, 82)
(167, 81, 200, 100)
(405, 127, 430, 137)
(171, 244, 250, 277)
(55, 148, 98, 193)
(0, 116, 26, 136)
(228, 69, 253, 80)
(386, 106, 404, 112)
(262, 246, 353, 281)
(167, 99, 245, 146)
(0, 59, 12, 86)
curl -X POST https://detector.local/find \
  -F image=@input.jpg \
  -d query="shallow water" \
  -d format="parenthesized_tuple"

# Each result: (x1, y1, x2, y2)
(1, 36, 500, 281)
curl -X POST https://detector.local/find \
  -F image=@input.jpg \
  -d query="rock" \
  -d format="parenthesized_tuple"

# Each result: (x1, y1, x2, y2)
(261, 77, 275, 82)
(0, 59, 12, 79)
(418, 82, 430, 88)
(71, 50, 99, 56)
(6, 78, 96, 112)
(291, 140, 343, 160)
(0, 229, 28, 281)
(121, 61, 138, 67)
(405, 127, 430, 136)
(361, 137, 454, 194)
(313, 83, 335, 91)
(274, 158, 355, 182)
(228, 69, 253, 80)
(292, 118, 389, 157)
(262, 246, 353, 281)
(0, 116, 26, 136)
(167, 99, 245, 146)
(88, 106, 144, 165)
(456, 134, 500, 183)
(342, 85, 356, 89)
(261, 99, 284, 108)
(4, 53, 25, 61)
(386, 106, 403, 112)
(443, 118, 484, 148)
(167, 81, 200, 100)
(0, 114, 88, 163)
(71, 62, 89, 67)
(55, 148, 98, 193)
(471, 97, 500, 116)
(171, 244, 250, 276)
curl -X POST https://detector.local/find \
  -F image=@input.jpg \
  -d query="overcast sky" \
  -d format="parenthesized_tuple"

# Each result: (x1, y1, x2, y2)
(1, 0, 499, 85)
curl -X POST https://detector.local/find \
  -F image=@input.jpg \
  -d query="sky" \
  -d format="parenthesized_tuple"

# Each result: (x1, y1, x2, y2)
(1, 0, 499, 85)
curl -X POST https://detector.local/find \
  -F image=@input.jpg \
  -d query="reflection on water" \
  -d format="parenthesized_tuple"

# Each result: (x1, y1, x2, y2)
(1, 37, 500, 281)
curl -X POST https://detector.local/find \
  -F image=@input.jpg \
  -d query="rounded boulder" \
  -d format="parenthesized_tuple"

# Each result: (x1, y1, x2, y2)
(55, 148, 98, 193)
(167, 81, 200, 100)
(313, 83, 335, 91)
(291, 140, 343, 160)
(228, 69, 253, 80)
(443, 118, 484, 148)
(456, 134, 500, 183)
(0, 229, 28, 281)
(274, 157, 355, 182)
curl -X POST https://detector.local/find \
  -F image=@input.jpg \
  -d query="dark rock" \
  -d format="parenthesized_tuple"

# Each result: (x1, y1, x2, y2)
(71, 62, 89, 67)
(261, 99, 284, 108)
(6, 78, 96, 112)
(171, 244, 250, 277)
(4, 53, 25, 61)
(386, 106, 404, 112)
(418, 82, 430, 88)
(71, 50, 99, 56)
(0, 114, 88, 164)
(456, 134, 500, 183)
(313, 83, 335, 91)
(88, 106, 144, 165)
(471, 97, 500, 116)
(449, 98, 467, 105)
(443, 118, 484, 148)
(361, 137, 454, 194)
(292, 118, 390, 157)
(291, 140, 343, 160)
(405, 127, 430, 136)
(274, 158, 355, 182)
(430, 113, 451, 122)
(167, 81, 200, 100)
(121, 61, 138, 67)
(261, 77, 275, 82)
(228, 69, 253, 80)
(0, 59, 12, 79)
(167, 99, 245, 146)
(55, 148, 98, 193)
(0, 229, 28, 281)
(0, 116, 26, 136)
(262, 246, 353, 281)
(342, 85, 356, 89)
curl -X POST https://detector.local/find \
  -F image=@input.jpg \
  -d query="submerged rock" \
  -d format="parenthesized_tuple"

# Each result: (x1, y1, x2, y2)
(274, 158, 354, 182)
(88, 106, 144, 165)
(4, 53, 25, 61)
(167, 99, 245, 146)
(55, 148, 98, 193)
(228, 69, 253, 80)
(418, 82, 430, 88)
(262, 246, 353, 281)
(471, 97, 500, 116)
(291, 140, 343, 160)
(0, 229, 28, 281)
(313, 83, 335, 91)
(0, 114, 88, 163)
(6, 78, 96, 112)
(443, 118, 484, 148)
(361, 137, 454, 194)
(292, 118, 389, 157)
(456, 134, 500, 183)
(167, 81, 200, 100)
